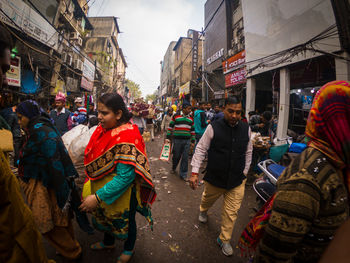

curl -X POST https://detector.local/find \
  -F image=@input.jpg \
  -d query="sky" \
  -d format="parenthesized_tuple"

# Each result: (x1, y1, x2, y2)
(88, 0, 206, 97)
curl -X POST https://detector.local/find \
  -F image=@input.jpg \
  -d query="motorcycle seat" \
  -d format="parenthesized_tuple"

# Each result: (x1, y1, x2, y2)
(267, 164, 286, 179)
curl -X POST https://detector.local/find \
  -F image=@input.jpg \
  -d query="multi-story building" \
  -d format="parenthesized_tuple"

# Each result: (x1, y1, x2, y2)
(84, 16, 127, 95)
(204, 0, 244, 104)
(242, 0, 350, 138)
(173, 29, 203, 104)
(160, 41, 176, 107)
(0, 0, 94, 108)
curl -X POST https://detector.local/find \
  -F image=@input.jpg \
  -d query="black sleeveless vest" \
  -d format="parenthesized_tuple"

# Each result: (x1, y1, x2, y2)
(204, 118, 249, 189)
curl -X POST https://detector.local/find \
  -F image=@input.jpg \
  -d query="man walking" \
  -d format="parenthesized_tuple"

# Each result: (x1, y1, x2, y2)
(49, 92, 72, 135)
(194, 101, 209, 144)
(189, 96, 252, 256)
(166, 101, 195, 181)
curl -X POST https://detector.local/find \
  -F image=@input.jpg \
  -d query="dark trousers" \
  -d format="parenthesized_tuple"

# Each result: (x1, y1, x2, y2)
(103, 188, 137, 251)
(172, 139, 190, 179)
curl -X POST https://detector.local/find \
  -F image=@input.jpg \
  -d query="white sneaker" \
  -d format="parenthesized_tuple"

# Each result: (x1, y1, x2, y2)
(198, 211, 208, 223)
(217, 237, 233, 256)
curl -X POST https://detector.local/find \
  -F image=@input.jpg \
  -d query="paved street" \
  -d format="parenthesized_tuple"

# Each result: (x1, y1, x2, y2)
(45, 134, 257, 263)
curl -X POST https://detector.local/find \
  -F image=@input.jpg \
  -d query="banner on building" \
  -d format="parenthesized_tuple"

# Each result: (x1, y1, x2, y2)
(179, 81, 190, 98)
(192, 30, 199, 80)
(6, 56, 21, 87)
(222, 50, 245, 74)
(81, 58, 95, 92)
(0, 0, 59, 50)
(225, 68, 246, 88)
(51, 79, 65, 95)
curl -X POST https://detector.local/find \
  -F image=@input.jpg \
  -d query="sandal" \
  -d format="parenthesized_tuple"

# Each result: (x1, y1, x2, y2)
(117, 251, 134, 263)
(90, 241, 116, 250)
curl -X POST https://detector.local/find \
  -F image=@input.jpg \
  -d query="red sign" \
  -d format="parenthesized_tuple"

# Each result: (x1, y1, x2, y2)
(222, 50, 245, 74)
(225, 68, 247, 88)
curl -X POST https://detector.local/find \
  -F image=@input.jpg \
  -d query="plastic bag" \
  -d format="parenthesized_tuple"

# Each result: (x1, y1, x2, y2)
(62, 125, 89, 150)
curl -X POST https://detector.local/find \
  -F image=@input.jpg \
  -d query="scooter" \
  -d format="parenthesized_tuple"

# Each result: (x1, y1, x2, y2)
(253, 159, 286, 204)
(253, 142, 307, 206)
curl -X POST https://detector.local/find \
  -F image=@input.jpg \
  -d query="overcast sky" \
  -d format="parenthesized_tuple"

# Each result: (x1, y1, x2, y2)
(88, 0, 206, 97)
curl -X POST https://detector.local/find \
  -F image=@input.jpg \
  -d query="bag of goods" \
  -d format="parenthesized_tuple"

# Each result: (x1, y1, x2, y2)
(159, 142, 171, 161)
(142, 131, 151, 142)
(62, 125, 89, 150)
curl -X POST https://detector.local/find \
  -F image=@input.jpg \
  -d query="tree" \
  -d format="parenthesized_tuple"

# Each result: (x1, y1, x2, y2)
(145, 91, 158, 104)
(125, 79, 142, 99)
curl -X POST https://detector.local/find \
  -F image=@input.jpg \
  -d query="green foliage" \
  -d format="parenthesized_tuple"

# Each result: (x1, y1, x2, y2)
(145, 91, 157, 103)
(125, 79, 142, 99)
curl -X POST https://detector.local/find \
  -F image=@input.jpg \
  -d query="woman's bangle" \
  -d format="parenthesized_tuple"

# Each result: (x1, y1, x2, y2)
(95, 193, 101, 204)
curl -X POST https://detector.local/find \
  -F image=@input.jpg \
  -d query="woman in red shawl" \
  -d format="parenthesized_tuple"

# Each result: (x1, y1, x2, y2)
(80, 93, 156, 263)
(239, 80, 350, 262)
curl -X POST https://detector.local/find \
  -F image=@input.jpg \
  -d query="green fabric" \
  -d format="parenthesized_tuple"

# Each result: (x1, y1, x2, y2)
(269, 144, 289, 162)
(96, 163, 135, 205)
(0, 115, 10, 130)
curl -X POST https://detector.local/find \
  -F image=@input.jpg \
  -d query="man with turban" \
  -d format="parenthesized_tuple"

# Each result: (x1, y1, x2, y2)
(49, 92, 72, 135)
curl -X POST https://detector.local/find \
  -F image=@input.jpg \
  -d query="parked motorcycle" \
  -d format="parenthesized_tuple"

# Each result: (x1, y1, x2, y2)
(253, 142, 307, 207)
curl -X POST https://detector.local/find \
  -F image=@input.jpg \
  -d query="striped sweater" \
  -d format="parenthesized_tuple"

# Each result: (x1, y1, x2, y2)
(166, 114, 195, 142)
(255, 147, 349, 263)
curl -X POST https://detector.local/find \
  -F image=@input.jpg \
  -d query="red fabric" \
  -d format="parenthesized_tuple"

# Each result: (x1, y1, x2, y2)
(305, 80, 350, 190)
(84, 123, 153, 187)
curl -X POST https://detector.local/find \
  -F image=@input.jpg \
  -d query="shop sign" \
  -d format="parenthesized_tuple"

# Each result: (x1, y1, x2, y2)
(222, 50, 245, 74)
(6, 56, 21, 87)
(179, 81, 190, 98)
(214, 90, 225, 99)
(0, 0, 58, 50)
(66, 77, 79, 92)
(81, 58, 95, 91)
(207, 48, 224, 65)
(225, 68, 246, 88)
(51, 79, 65, 95)
(192, 30, 199, 79)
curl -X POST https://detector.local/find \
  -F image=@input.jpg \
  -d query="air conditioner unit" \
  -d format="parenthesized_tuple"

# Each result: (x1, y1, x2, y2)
(77, 60, 83, 71)
(77, 37, 83, 46)
(66, 54, 73, 66)
(70, 32, 80, 40)
(61, 53, 67, 62)
(228, 49, 233, 57)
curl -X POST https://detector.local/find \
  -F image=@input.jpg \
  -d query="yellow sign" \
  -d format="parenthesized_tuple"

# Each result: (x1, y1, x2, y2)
(51, 80, 66, 95)
(179, 81, 190, 98)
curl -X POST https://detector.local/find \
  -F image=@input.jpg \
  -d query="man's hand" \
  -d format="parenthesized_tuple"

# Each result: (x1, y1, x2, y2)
(258, 123, 265, 128)
(207, 120, 211, 124)
(189, 173, 199, 190)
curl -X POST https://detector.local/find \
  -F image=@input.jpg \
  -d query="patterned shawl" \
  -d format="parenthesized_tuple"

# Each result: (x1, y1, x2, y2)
(238, 80, 350, 256)
(84, 123, 156, 205)
(19, 116, 78, 209)
(305, 80, 350, 190)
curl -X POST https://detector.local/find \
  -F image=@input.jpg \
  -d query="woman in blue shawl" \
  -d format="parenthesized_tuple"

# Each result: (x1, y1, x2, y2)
(16, 100, 83, 260)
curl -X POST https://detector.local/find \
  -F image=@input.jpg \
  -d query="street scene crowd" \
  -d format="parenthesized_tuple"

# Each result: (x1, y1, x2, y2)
(1, 0, 350, 263)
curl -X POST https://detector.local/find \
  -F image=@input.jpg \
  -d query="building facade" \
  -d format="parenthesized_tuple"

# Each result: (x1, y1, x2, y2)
(160, 41, 176, 107)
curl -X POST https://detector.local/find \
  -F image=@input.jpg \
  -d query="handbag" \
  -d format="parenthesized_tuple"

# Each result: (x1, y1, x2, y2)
(0, 129, 14, 152)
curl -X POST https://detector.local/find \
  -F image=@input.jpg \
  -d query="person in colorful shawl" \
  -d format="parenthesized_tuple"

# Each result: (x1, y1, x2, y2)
(80, 93, 156, 263)
(239, 80, 350, 263)
(16, 100, 82, 261)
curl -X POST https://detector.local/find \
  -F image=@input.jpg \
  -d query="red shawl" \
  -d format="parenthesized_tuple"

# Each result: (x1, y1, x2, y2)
(84, 123, 156, 204)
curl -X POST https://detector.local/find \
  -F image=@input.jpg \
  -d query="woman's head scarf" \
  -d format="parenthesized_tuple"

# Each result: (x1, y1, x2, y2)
(17, 100, 42, 120)
(305, 80, 350, 188)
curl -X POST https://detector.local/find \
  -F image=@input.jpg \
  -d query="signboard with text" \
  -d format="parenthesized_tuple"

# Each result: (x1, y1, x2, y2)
(0, 0, 58, 50)
(222, 50, 246, 74)
(81, 58, 95, 92)
(6, 56, 21, 87)
(225, 68, 246, 88)
(192, 30, 199, 79)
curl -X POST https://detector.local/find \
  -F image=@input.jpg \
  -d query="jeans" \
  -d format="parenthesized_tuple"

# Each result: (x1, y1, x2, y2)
(172, 139, 190, 179)
(102, 187, 137, 251)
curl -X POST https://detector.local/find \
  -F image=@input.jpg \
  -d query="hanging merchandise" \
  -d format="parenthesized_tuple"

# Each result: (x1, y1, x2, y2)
(21, 70, 41, 94)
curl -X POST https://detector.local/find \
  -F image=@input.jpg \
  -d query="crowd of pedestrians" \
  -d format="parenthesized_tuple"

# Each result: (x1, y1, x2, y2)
(0, 24, 349, 263)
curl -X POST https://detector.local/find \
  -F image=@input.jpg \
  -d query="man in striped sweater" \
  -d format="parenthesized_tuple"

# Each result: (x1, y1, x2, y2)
(166, 102, 195, 180)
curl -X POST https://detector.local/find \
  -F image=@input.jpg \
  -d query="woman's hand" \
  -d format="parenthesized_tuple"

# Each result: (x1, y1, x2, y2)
(79, 194, 99, 213)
